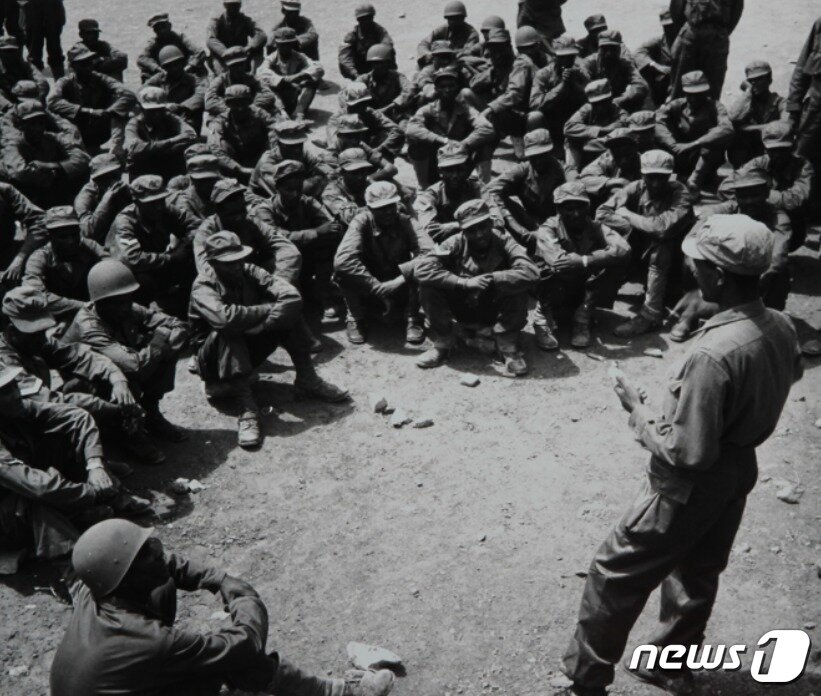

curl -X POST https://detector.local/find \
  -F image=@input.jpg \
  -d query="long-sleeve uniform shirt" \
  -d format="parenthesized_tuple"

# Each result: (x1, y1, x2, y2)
(137, 31, 206, 78)
(268, 16, 319, 59)
(0, 181, 45, 264)
(206, 12, 267, 60)
(204, 72, 281, 117)
(413, 178, 486, 242)
(406, 98, 494, 158)
(596, 180, 695, 241)
(338, 22, 394, 79)
(207, 107, 279, 175)
(655, 97, 734, 147)
(533, 215, 631, 275)
(580, 54, 649, 112)
(735, 153, 814, 214)
(124, 112, 198, 181)
(417, 23, 481, 65)
(74, 180, 132, 247)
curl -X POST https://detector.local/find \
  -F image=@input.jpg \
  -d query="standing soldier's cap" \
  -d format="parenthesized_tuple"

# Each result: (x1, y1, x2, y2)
(223, 46, 248, 66)
(188, 154, 221, 179)
(585, 78, 612, 102)
(430, 40, 455, 55)
(729, 171, 769, 190)
(67, 44, 97, 64)
(554, 181, 590, 205)
(274, 27, 299, 44)
(366, 44, 393, 62)
(147, 13, 171, 28)
(486, 28, 511, 44)
(584, 14, 607, 32)
(204, 231, 253, 261)
(762, 121, 794, 149)
(745, 60, 772, 80)
(14, 100, 47, 121)
(281, 0, 302, 9)
(524, 128, 554, 156)
(336, 113, 370, 133)
(481, 15, 505, 31)
(339, 148, 374, 171)
(433, 65, 460, 83)
(659, 9, 674, 26)
(355, 3, 376, 18)
(365, 181, 400, 208)
(553, 36, 579, 56)
(628, 110, 656, 132)
(224, 83, 253, 103)
(87, 259, 141, 302)
(130, 175, 168, 202)
(681, 70, 710, 94)
(444, 1, 467, 18)
(515, 26, 541, 48)
(273, 159, 306, 183)
(139, 86, 169, 110)
(158, 45, 186, 66)
(274, 119, 308, 144)
(90, 153, 123, 179)
(342, 81, 372, 106)
(45, 206, 81, 229)
(597, 29, 622, 47)
(604, 127, 635, 147)
(210, 178, 245, 203)
(78, 19, 101, 32)
(0, 36, 19, 50)
(2, 286, 57, 333)
(437, 141, 470, 167)
(640, 149, 674, 175)
(682, 214, 773, 276)
(0, 361, 22, 389)
(454, 199, 492, 229)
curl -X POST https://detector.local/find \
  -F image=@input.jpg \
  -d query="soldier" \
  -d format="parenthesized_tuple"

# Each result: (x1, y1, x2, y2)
(0, 36, 48, 103)
(144, 46, 207, 133)
(321, 148, 378, 226)
(338, 3, 395, 80)
(580, 29, 649, 113)
(417, 1, 481, 68)
(411, 40, 474, 107)
(560, 214, 802, 696)
(670, 0, 744, 100)
(529, 36, 587, 153)
(597, 150, 695, 338)
(22, 0, 66, 77)
(137, 13, 207, 82)
(0, 179, 45, 287)
(635, 9, 677, 106)
(51, 519, 395, 696)
(1, 100, 91, 209)
(124, 86, 198, 181)
(334, 181, 430, 345)
(3, 80, 81, 143)
(575, 14, 627, 61)
(257, 26, 323, 120)
(727, 61, 790, 168)
(579, 128, 642, 204)
(0, 0, 23, 45)
(22, 206, 108, 325)
(516, 0, 566, 46)
(327, 114, 400, 183)
(327, 82, 404, 161)
(530, 182, 630, 350)
(74, 19, 127, 82)
(415, 199, 537, 374)
(206, 0, 266, 73)
(48, 44, 136, 155)
(787, 16, 821, 188)
(626, 110, 664, 152)
(563, 79, 629, 170)
(204, 46, 281, 117)
(407, 65, 494, 188)
(169, 151, 234, 221)
(269, 0, 319, 61)
(64, 259, 189, 443)
(190, 231, 347, 448)
(74, 153, 130, 247)
(359, 44, 415, 124)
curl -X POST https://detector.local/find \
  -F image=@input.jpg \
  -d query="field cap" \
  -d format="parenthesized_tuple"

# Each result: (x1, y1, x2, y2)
(139, 86, 169, 110)
(2, 286, 57, 333)
(90, 153, 122, 179)
(342, 81, 372, 106)
(745, 60, 772, 80)
(485, 28, 511, 44)
(274, 27, 299, 44)
(682, 213, 773, 276)
(45, 206, 80, 230)
(455, 199, 492, 229)
(78, 19, 101, 32)
(584, 14, 607, 32)
(355, 3, 376, 18)
(273, 159, 305, 183)
(68, 44, 97, 64)
(585, 78, 612, 102)
(681, 70, 710, 94)
(204, 231, 253, 262)
(210, 178, 245, 204)
(185, 143, 213, 160)
(130, 175, 167, 202)
(597, 29, 622, 47)
(553, 36, 579, 56)
(433, 65, 460, 83)
(337, 113, 369, 134)
(281, 0, 302, 10)
(524, 128, 554, 156)
(365, 181, 400, 208)
(660, 9, 674, 26)
(223, 46, 248, 66)
(430, 40, 455, 55)
(188, 154, 221, 179)
(554, 181, 590, 205)
(15, 100, 47, 121)
(437, 141, 470, 167)
(729, 170, 769, 190)
(224, 83, 253, 104)
(640, 149, 674, 174)
(762, 121, 793, 149)
(339, 148, 374, 171)
(148, 13, 171, 28)
(628, 110, 656, 132)
(274, 119, 307, 144)
(605, 127, 635, 147)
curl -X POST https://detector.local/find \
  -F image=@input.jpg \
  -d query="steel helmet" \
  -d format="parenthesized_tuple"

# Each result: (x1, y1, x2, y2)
(72, 520, 154, 598)
(88, 259, 141, 302)
(515, 26, 541, 48)
(158, 45, 185, 66)
(366, 44, 393, 63)
(481, 15, 505, 31)
(443, 1, 466, 17)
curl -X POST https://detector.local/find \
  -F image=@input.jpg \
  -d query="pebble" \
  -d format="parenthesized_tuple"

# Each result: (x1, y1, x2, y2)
(369, 394, 388, 414)
(643, 348, 664, 358)
(805, 622, 816, 630)
(390, 409, 412, 428)
(413, 417, 434, 429)
(776, 484, 803, 504)
(460, 373, 480, 387)
(815, 418, 821, 429)
(478, 533, 487, 542)
(7, 665, 28, 677)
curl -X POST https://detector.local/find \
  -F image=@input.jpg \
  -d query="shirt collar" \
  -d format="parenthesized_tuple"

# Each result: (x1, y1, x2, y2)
(697, 299, 766, 334)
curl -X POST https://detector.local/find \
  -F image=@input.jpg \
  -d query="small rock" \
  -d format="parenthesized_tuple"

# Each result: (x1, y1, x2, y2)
(770, 546, 782, 554)
(7, 665, 28, 677)
(398, 12, 406, 17)
(460, 373, 480, 387)
(740, 544, 752, 553)
(478, 533, 487, 542)
(815, 560, 821, 578)
(760, 475, 772, 483)
(815, 417, 821, 429)
(548, 675, 573, 688)
(575, 570, 588, 578)
(410, 587, 420, 597)
(169, 478, 191, 495)
(347, 642, 403, 671)
(369, 393, 388, 414)
(413, 417, 434, 428)
(776, 483, 804, 504)
(570, 415, 580, 423)
(643, 347, 664, 358)
(390, 409, 411, 428)
(210, 610, 230, 620)
(804, 622, 817, 630)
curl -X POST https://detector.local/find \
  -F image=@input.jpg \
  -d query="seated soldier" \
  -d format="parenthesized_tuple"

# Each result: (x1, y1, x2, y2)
(48, 45, 136, 156)
(596, 149, 695, 338)
(204, 46, 282, 117)
(579, 127, 642, 204)
(0, 37, 48, 105)
(74, 19, 128, 82)
(3, 80, 83, 145)
(112, 175, 200, 318)
(64, 259, 189, 444)
(580, 29, 649, 113)
(575, 14, 634, 62)
(22, 207, 108, 327)
(257, 27, 323, 120)
(51, 519, 395, 696)
(563, 78, 629, 170)
(727, 60, 791, 168)
(415, 199, 538, 374)
(327, 82, 404, 162)
(138, 13, 207, 82)
(269, 0, 319, 60)
(417, 1, 481, 68)
(487, 129, 575, 250)
(334, 182, 430, 345)
(626, 109, 664, 152)
(74, 153, 130, 247)
(2, 100, 91, 210)
(531, 181, 630, 349)
(407, 66, 495, 187)
(327, 114, 400, 182)
(359, 44, 415, 125)
(411, 40, 474, 107)
(656, 70, 734, 198)
(144, 46, 207, 133)
(321, 149, 378, 226)
(208, 84, 279, 183)
(338, 3, 395, 80)
(529, 36, 587, 153)
(189, 232, 348, 448)
(124, 86, 198, 181)
(206, 0, 267, 72)
(414, 142, 486, 243)
(0, 180, 45, 288)
(634, 9, 677, 106)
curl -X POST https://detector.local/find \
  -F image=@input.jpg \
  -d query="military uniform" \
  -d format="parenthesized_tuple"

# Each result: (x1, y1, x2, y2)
(516, 0, 566, 42)
(563, 80, 629, 170)
(21, 0, 66, 76)
(358, 68, 415, 119)
(204, 66, 282, 117)
(0, 37, 49, 103)
(580, 31, 649, 113)
(137, 14, 206, 80)
(471, 47, 539, 138)
(0, 181, 45, 281)
(207, 96, 279, 180)
(269, 10, 319, 61)
(328, 99, 404, 161)
(206, 7, 266, 71)
(635, 13, 676, 105)
(338, 13, 394, 80)
(787, 16, 821, 181)
(74, 154, 130, 247)
(417, 21, 481, 67)
(75, 20, 128, 82)
(414, 177, 485, 243)
(144, 69, 207, 133)
(257, 29, 323, 118)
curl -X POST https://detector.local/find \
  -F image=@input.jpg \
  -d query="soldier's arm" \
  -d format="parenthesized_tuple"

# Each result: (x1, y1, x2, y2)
(615, 61, 650, 108)
(767, 158, 814, 211)
(413, 238, 465, 290)
(246, 17, 268, 52)
(653, 103, 679, 149)
(47, 78, 81, 120)
(22, 249, 85, 316)
(787, 20, 819, 113)
(75, 184, 123, 245)
(114, 212, 173, 270)
(563, 105, 600, 140)
(588, 222, 631, 268)
(0, 448, 97, 511)
(189, 278, 271, 333)
(694, 102, 735, 147)
(406, 104, 447, 146)
(491, 235, 539, 294)
(4, 184, 46, 258)
(338, 32, 359, 80)
(45, 337, 130, 392)
(333, 214, 382, 291)
(97, 73, 137, 118)
(137, 38, 162, 75)
(206, 17, 229, 58)
(463, 106, 495, 151)
(487, 59, 529, 113)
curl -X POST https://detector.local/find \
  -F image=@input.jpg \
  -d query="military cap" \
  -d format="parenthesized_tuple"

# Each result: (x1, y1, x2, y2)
(147, 13, 171, 28)
(0, 361, 22, 389)
(158, 45, 186, 66)
(274, 119, 307, 144)
(553, 181, 590, 205)
(604, 127, 635, 147)
(454, 199, 492, 229)
(597, 29, 622, 47)
(139, 86, 169, 110)
(485, 28, 511, 45)
(223, 46, 248, 66)
(90, 152, 123, 179)
(11, 80, 38, 98)
(481, 15, 505, 31)
(745, 60, 772, 80)
(659, 9, 674, 26)
(640, 149, 674, 175)
(682, 214, 773, 276)
(273, 159, 306, 184)
(188, 154, 221, 179)
(430, 40, 455, 55)
(444, 1, 467, 17)
(68, 44, 96, 64)
(584, 14, 607, 32)
(130, 175, 168, 202)
(553, 35, 579, 56)
(45, 206, 81, 230)
(762, 121, 793, 149)
(681, 70, 710, 94)
(185, 142, 214, 160)
(336, 113, 369, 134)
(2, 286, 56, 333)
(204, 231, 253, 262)
(433, 65, 460, 83)
(524, 128, 554, 156)
(437, 141, 470, 167)
(365, 181, 400, 208)
(210, 178, 245, 204)
(0, 36, 19, 51)
(515, 26, 541, 48)
(224, 83, 253, 103)
(78, 19, 101, 32)
(585, 78, 612, 102)
(628, 110, 656, 132)
(274, 27, 299, 44)
(729, 170, 769, 190)
(339, 148, 374, 171)
(355, 3, 376, 18)
(366, 43, 393, 62)
(281, 0, 301, 9)
(14, 100, 47, 121)
(342, 81, 372, 105)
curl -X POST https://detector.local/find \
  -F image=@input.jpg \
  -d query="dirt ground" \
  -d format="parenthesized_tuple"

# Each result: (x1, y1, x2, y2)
(1, 0, 820, 694)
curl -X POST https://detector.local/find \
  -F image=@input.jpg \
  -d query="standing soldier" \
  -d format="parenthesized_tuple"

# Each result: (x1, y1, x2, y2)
(338, 4, 395, 81)
(787, 16, 821, 186)
(144, 46, 207, 133)
(137, 13, 206, 82)
(635, 10, 677, 106)
(74, 153, 130, 247)
(22, 0, 65, 77)
(417, 1, 481, 68)
(257, 26, 323, 120)
(74, 19, 127, 82)
(269, 0, 319, 61)
(517, 0, 566, 47)
(0, 0, 23, 45)
(206, 0, 267, 72)
(560, 213, 802, 696)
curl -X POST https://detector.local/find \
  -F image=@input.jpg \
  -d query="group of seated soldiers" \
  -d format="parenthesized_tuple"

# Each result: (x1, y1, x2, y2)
(0, 0, 818, 573)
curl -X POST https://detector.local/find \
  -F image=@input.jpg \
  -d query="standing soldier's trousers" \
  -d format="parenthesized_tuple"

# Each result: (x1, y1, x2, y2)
(671, 23, 730, 100)
(21, 0, 65, 77)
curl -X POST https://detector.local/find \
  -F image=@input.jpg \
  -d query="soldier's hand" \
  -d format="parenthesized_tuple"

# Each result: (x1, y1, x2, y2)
(110, 380, 138, 409)
(219, 575, 259, 605)
(0, 256, 25, 285)
(380, 276, 406, 296)
(87, 465, 116, 497)
(653, 62, 671, 76)
(464, 275, 492, 292)
(613, 373, 644, 414)
(552, 253, 585, 272)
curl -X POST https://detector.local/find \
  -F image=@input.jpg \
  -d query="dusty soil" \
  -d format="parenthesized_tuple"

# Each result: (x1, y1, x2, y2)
(1, 0, 820, 694)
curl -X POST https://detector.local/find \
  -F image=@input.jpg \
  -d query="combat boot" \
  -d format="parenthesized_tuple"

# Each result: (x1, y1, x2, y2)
(405, 316, 424, 344)
(346, 318, 366, 344)
(416, 346, 448, 369)
(342, 669, 395, 696)
(570, 305, 592, 348)
(145, 408, 187, 442)
(238, 411, 261, 449)
(614, 314, 662, 338)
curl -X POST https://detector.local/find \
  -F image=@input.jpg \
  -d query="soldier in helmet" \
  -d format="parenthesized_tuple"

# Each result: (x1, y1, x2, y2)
(359, 43, 416, 124)
(206, 0, 267, 73)
(417, 1, 481, 68)
(257, 26, 323, 119)
(269, 0, 319, 61)
(564, 80, 630, 171)
(51, 519, 395, 696)
(74, 18, 127, 82)
(635, 9, 678, 106)
(204, 46, 282, 117)
(74, 153, 130, 247)
(144, 45, 208, 132)
(137, 13, 207, 81)
(580, 29, 649, 113)
(338, 3, 395, 80)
